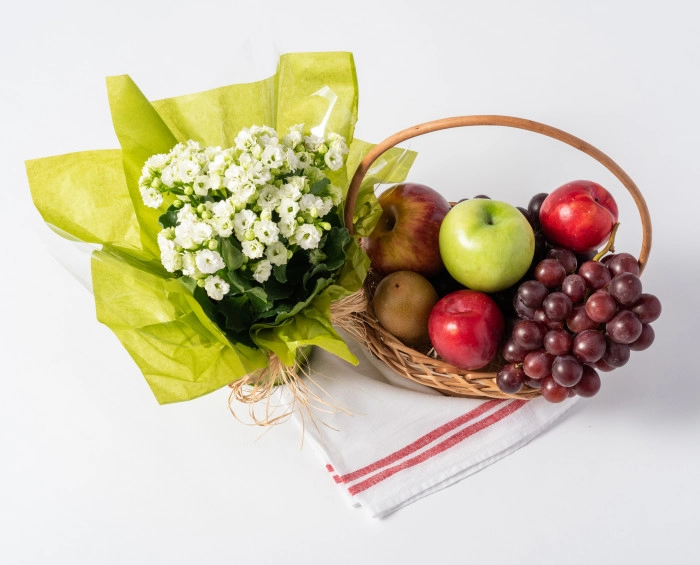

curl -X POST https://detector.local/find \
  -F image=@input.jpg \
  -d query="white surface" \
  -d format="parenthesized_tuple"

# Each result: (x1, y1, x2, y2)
(2, 0, 698, 563)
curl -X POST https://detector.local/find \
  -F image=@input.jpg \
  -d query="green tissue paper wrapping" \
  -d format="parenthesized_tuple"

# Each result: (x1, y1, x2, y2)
(27, 52, 416, 404)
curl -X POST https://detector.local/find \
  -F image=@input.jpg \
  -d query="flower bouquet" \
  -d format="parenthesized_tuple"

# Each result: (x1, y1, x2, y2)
(27, 52, 415, 421)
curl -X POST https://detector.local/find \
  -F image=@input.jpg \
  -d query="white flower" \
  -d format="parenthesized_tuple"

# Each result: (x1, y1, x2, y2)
(257, 184, 280, 210)
(295, 151, 312, 169)
(204, 275, 230, 300)
(284, 148, 300, 171)
(209, 200, 235, 238)
(278, 217, 297, 238)
(282, 124, 304, 149)
(253, 219, 279, 245)
(252, 260, 272, 283)
(193, 174, 212, 196)
(210, 216, 233, 238)
(233, 209, 257, 241)
(177, 204, 197, 224)
(276, 197, 300, 221)
(161, 166, 176, 187)
(241, 239, 264, 260)
(178, 158, 201, 183)
(234, 128, 256, 151)
(317, 196, 334, 217)
(229, 181, 257, 209)
(293, 224, 322, 250)
(280, 176, 305, 200)
(260, 143, 284, 169)
(211, 199, 235, 219)
(191, 222, 213, 245)
(195, 248, 225, 274)
(140, 186, 163, 208)
(324, 149, 344, 171)
(181, 252, 201, 278)
(145, 153, 168, 172)
(157, 231, 182, 272)
(266, 242, 288, 266)
(300, 194, 324, 213)
(304, 134, 324, 152)
(299, 194, 332, 218)
(174, 221, 196, 249)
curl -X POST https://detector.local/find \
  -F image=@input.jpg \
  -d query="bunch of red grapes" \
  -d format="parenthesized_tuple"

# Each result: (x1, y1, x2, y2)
(496, 193, 662, 402)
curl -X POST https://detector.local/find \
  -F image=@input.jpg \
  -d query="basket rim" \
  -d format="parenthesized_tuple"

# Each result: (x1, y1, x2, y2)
(344, 114, 651, 271)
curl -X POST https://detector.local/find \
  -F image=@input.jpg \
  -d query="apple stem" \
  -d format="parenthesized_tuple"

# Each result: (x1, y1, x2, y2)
(593, 222, 620, 262)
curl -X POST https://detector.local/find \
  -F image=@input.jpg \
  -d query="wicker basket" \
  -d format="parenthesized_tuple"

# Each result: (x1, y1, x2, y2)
(344, 115, 653, 399)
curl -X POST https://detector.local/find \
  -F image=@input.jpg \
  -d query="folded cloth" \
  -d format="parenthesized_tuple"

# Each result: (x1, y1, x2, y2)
(290, 335, 578, 518)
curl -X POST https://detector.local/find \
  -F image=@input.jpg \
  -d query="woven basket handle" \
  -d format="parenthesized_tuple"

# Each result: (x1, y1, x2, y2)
(344, 115, 652, 273)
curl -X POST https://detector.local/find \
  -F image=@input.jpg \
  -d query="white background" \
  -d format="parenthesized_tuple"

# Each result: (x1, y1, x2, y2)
(2, 0, 699, 563)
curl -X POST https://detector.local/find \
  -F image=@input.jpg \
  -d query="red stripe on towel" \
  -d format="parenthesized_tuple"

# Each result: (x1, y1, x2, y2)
(335, 399, 505, 485)
(347, 400, 527, 495)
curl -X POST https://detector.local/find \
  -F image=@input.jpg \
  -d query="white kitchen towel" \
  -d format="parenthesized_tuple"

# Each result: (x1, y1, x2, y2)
(291, 335, 577, 519)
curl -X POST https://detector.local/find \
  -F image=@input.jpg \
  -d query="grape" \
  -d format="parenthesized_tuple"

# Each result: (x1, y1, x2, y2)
(540, 376, 570, 403)
(629, 323, 655, 351)
(572, 329, 607, 363)
(573, 365, 601, 397)
(567, 305, 600, 333)
(497, 364, 525, 394)
(523, 349, 555, 379)
(606, 253, 640, 276)
(513, 296, 536, 320)
(544, 329, 573, 356)
(527, 192, 548, 219)
(512, 320, 547, 350)
(606, 310, 643, 344)
(547, 248, 577, 274)
(542, 292, 573, 322)
(608, 273, 643, 305)
(534, 308, 565, 330)
(551, 355, 583, 387)
(517, 280, 549, 309)
(593, 357, 616, 372)
(534, 259, 567, 288)
(585, 289, 618, 323)
(602, 337, 631, 367)
(473, 194, 491, 199)
(533, 232, 548, 263)
(561, 274, 586, 303)
(502, 337, 529, 363)
(629, 293, 662, 323)
(579, 260, 612, 290)
(524, 377, 543, 389)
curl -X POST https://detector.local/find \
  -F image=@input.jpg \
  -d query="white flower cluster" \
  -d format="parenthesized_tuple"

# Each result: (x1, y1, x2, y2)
(138, 125, 348, 301)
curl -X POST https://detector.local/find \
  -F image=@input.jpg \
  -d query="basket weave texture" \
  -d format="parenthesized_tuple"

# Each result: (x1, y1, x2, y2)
(344, 115, 652, 399)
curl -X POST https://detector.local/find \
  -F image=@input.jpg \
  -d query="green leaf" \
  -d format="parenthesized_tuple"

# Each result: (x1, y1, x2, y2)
(310, 177, 331, 195)
(246, 286, 271, 314)
(158, 206, 179, 229)
(272, 263, 287, 284)
(220, 238, 243, 271)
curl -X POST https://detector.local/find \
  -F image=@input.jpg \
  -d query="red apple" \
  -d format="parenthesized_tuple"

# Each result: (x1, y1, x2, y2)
(539, 180, 619, 253)
(428, 289, 505, 370)
(361, 183, 451, 277)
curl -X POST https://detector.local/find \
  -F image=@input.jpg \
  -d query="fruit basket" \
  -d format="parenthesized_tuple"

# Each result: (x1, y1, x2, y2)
(343, 115, 654, 400)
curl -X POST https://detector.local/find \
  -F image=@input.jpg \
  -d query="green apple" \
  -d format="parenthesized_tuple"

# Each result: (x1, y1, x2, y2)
(439, 199, 535, 292)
